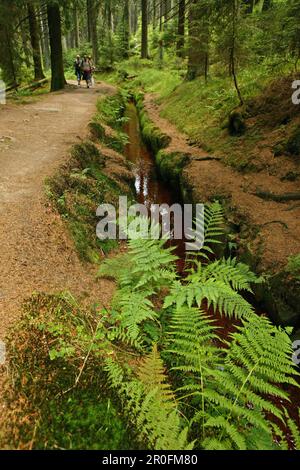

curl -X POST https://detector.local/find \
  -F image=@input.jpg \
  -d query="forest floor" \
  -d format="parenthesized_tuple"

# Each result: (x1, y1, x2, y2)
(144, 92, 300, 275)
(0, 81, 116, 358)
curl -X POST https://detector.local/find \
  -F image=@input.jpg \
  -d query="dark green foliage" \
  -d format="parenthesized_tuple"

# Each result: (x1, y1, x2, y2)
(156, 151, 191, 188)
(46, 138, 122, 261)
(135, 93, 171, 153)
(36, 392, 132, 450)
(228, 111, 247, 136)
(3, 292, 134, 450)
(286, 127, 300, 156)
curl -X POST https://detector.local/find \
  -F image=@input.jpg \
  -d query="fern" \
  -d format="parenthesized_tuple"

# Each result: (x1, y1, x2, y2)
(99, 215, 299, 450)
(164, 278, 255, 318)
(189, 257, 262, 292)
(104, 346, 193, 450)
(108, 289, 157, 347)
(167, 312, 300, 449)
(189, 201, 224, 261)
(98, 237, 177, 291)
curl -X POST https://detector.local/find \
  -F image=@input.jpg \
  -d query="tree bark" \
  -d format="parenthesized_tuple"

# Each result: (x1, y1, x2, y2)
(47, 2, 65, 92)
(28, 3, 45, 80)
(141, 0, 148, 59)
(20, 12, 32, 68)
(73, 6, 80, 48)
(262, 0, 272, 11)
(123, 0, 130, 58)
(87, 0, 92, 42)
(40, 5, 51, 70)
(176, 0, 185, 57)
(89, 1, 100, 65)
(187, 0, 210, 81)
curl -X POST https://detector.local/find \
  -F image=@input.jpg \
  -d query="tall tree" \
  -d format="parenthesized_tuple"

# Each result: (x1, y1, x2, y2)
(27, 3, 45, 80)
(0, 1, 20, 86)
(73, 3, 80, 48)
(176, 0, 186, 57)
(123, 0, 130, 58)
(141, 0, 148, 58)
(89, 0, 100, 65)
(47, 1, 65, 91)
(187, 0, 210, 81)
(39, 4, 51, 70)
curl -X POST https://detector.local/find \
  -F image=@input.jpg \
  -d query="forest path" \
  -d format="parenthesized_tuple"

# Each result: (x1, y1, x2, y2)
(0, 81, 115, 347)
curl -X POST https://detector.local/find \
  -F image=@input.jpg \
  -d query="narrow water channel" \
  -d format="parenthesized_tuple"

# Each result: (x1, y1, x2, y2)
(124, 102, 176, 209)
(123, 102, 185, 270)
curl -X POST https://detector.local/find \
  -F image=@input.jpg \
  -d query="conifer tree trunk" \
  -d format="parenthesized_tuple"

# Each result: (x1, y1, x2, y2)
(123, 0, 130, 58)
(187, 0, 209, 81)
(87, 0, 92, 42)
(0, 25, 18, 86)
(47, 2, 65, 91)
(73, 6, 80, 48)
(20, 13, 32, 68)
(89, 1, 100, 65)
(176, 0, 185, 57)
(28, 3, 45, 80)
(40, 6, 51, 70)
(141, 0, 148, 58)
(153, 0, 157, 29)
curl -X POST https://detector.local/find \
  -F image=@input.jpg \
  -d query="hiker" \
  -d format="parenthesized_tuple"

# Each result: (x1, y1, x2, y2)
(74, 55, 82, 86)
(81, 55, 92, 89)
(88, 56, 95, 87)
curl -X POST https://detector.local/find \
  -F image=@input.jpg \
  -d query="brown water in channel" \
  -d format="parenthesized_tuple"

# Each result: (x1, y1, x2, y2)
(123, 102, 186, 270)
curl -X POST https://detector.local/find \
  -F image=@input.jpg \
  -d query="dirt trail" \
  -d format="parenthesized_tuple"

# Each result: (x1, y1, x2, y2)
(0, 81, 115, 344)
(145, 93, 300, 273)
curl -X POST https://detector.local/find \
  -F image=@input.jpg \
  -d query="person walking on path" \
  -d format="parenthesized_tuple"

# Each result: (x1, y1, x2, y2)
(81, 55, 92, 89)
(88, 56, 95, 87)
(74, 55, 82, 86)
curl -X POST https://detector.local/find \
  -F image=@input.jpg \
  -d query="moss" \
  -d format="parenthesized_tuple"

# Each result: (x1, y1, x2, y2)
(228, 111, 246, 136)
(2, 293, 136, 450)
(156, 150, 191, 189)
(135, 93, 171, 153)
(71, 141, 106, 169)
(47, 140, 130, 262)
(90, 94, 129, 153)
(89, 121, 106, 141)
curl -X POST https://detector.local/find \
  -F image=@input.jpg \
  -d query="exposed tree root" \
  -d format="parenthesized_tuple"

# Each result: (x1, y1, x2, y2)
(253, 190, 300, 202)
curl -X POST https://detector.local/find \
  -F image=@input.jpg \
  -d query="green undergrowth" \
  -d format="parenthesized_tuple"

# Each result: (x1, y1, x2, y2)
(104, 60, 298, 173)
(3, 207, 300, 450)
(2, 292, 135, 450)
(46, 141, 120, 261)
(46, 94, 133, 262)
(89, 92, 129, 153)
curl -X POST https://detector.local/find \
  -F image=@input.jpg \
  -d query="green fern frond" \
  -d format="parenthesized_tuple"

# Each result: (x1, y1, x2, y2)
(137, 344, 175, 404)
(204, 416, 247, 450)
(285, 409, 300, 450)
(109, 289, 157, 347)
(128, 237, 177, 290)
(105, 347, 193, 450)
(98, 236, 177, 291)
(164, 279, 254, 318)
(193, 201, 224, 260)
(189, 257, 262, 292)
